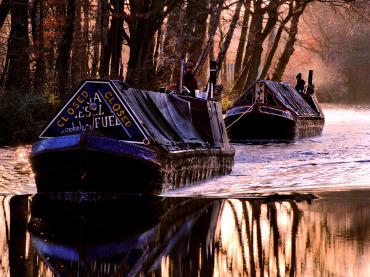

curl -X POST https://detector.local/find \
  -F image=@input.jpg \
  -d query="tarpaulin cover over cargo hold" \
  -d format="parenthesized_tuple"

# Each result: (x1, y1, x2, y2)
(39, 80, 208, 150)
(117, 88, 206, 149)
(263, 81, 319, 116)
(235, 80, 319, 117)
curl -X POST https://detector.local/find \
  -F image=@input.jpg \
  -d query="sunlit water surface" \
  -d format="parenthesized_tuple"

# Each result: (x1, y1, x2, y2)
(165, 104, 370, 197)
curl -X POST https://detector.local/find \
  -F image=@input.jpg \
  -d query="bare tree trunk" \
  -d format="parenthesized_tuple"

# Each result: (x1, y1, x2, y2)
(242, 13, 264, 90)
(153, 26, 162, 72)
(169, 4, 187, 86)
(82, 0, 89, 77)
(56, 0, 76, 99)
(272, 4, 305, 81)
(0, 0, 10, 29)
(110, 0, 124, 79)
(126, 25, 155, 89)
(161, 4, 184, 87)
(187, 1, 208, 64)
(234, 0, 251, 80)
(231, 0, 263, 94)
(187, 0, 209, 85)
(98, 0, 110, 78)
(31, 0, 46, 95)
(193, 0, 223, 76)
(243, 5, 279, 90)
(216, 0, 243, 80)
(71, 0, 83, 89)
(260, 2, 294, 80)
(230, 0, 281, 94)
(5, 0, 30, 93)
(209, 40, 215, 61)
(125, 0, 179, 89)
(91, 0, 102, 77)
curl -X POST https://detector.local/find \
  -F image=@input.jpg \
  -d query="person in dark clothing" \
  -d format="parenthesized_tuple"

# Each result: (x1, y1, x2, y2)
(182, 61, 198, 97)
(295, 73, 305, 93)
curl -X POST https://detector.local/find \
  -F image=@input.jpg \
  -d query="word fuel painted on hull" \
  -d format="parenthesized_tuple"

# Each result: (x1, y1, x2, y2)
(39, 80, 148, 143)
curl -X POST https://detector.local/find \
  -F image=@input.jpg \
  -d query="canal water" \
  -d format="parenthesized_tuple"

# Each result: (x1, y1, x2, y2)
(0, 104, 370, 276)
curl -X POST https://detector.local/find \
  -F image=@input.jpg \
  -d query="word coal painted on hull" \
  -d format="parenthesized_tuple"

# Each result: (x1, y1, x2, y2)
(39, 81, 146, 142)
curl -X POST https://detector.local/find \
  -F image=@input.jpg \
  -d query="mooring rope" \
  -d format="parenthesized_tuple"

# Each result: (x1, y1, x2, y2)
(226, 104, 255, 130)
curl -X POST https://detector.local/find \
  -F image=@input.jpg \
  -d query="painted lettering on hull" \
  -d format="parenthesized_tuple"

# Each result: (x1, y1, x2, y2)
(40, 81, 146, 142)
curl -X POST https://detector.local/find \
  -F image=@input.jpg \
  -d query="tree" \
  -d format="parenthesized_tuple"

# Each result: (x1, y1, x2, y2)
(216, 0, 243, 79)
(98, 0, 124, 79)
(71, 0, 83, 88)
(193, 0, 224, 76)
(124, 0, 180, 89)
(160, 4, 185, 87)
(231, 0, 284, 94)
(91, 0, 103, 77)
(259, 0, 295, 80)
(56, 0, 77, 99)
(234, 0, 251, 79)
(4, 0, 30, 93)
(31, 0, 46, 94)
(272, 0, 308, 81)
(0, 0, 11, 30)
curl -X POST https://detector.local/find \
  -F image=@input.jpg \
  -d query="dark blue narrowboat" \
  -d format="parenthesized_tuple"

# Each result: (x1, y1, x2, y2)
(224, 73, 324, 141)
(30, 80, 234, 194)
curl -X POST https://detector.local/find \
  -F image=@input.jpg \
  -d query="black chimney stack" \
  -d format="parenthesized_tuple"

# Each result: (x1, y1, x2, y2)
(306, 70, 314, 95)
(209, 61, 217, 86)
(308, 70, 313, 85)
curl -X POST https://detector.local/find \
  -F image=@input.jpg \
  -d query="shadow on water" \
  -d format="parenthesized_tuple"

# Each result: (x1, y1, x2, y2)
(1, 190, 370, 276)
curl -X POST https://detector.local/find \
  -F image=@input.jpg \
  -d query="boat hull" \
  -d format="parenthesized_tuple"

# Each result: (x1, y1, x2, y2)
(225, 106, 324, 141)
(30, 134, 234, 194)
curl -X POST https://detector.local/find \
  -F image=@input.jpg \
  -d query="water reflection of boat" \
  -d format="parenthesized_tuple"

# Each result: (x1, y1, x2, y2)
(27, 194, 317, 276)
(224, 72, 324, 141)
(27, 194, 216, 276)
(30, 79, 234, 194)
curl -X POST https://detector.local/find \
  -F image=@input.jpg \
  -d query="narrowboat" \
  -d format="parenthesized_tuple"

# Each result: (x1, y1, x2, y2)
(224, 71, 324, 141)
(30, 79, 234, 194)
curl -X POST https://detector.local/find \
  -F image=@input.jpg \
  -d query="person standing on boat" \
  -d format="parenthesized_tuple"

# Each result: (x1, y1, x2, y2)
(295, 73, 306, 93)
(182, 61, 198, 97)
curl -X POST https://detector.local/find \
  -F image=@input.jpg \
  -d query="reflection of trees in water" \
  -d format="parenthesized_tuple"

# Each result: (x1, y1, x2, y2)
(1, 195, 370, 276)
(296, 197, 370, 277)
(0, 195, 53, 277)
(0, 196, 11, 277)
(213, 197, 370, 277)
(213, 200, 301, 276)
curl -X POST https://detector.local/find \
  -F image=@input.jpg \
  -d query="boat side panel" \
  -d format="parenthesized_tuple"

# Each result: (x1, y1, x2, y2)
(225, 112, 296, 140)
(31, 149, 163, 194)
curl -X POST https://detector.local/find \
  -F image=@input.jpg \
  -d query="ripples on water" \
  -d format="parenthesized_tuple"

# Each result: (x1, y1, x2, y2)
(165, 104, 370, 197)
(0, 146, 35, 195)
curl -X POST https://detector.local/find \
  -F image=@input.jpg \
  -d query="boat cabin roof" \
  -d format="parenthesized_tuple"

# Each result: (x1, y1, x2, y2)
(234, 80, 320, 117)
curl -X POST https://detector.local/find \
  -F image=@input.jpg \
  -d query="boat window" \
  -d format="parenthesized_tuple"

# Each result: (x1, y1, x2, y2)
(265, 91, 278, 106)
